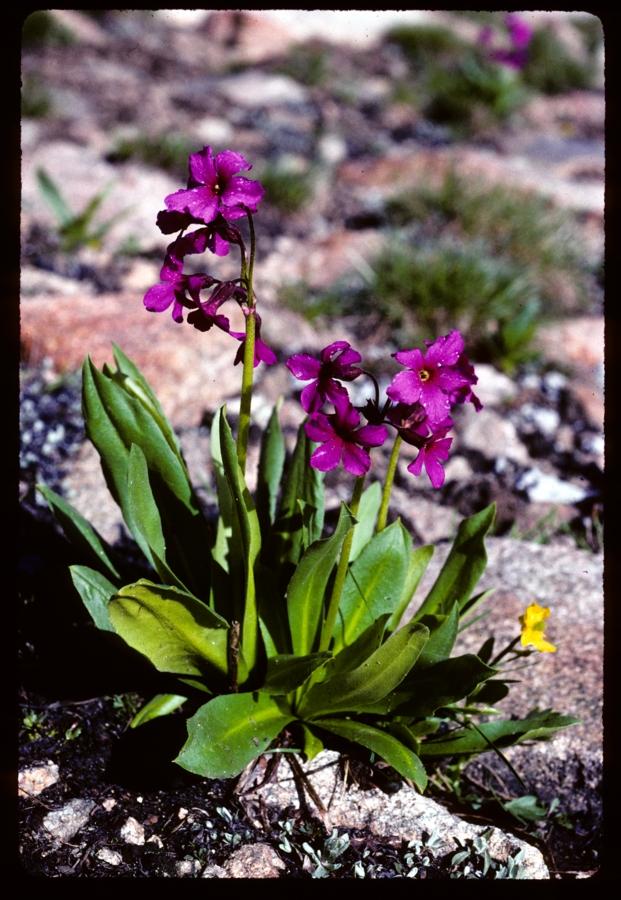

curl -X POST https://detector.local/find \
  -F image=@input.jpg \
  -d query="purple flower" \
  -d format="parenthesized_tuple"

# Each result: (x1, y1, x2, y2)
(186, 281, 244, 334)
(506, 13, 532, 50)
(143, 254, 217, 323)
(164, 146, 265, 225)
(387, 330, 473, 426)
(305, 393, 387, 476)
(286, 341, 363, 413)
(157, 211, 242, 258)
(407, 422, 453, 489)
(385, 401, 429, 447)
(231, 310, 277, 368)
(482, 13, 533, 70)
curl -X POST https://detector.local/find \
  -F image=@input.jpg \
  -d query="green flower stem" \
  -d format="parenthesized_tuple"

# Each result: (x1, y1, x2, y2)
(236, 212, 257, 474)
(319, 475, 365, 652)
(376, 433, 402, 533)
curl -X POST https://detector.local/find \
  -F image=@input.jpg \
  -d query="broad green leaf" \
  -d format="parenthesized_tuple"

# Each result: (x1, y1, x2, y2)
(333, 521, 409, 650)
(349, 481, 382, 561)
(256, 401, 286, 535)
(111, 343, 183, 459)
(218, 408, 261, 675)
(394, 654, 498, 717)
(467, 679, 511, 705)
(419, 709, 579, 757)
(126, 443, 186, 589)
(130, 693, 187, 729)
(36, 167, 73, 225)
(387, 541, 435, 632)
(413, 504, 495, 619)
(328, 614, 390, 678)
(261, 653, 331, 695)
(286, 503, 354, 658)
(108, 580, 230, 684)
(415, 603, 460, 668)
(298, 621, 429, 718)
(175, 692, 294, 778)
(301, 724, 324, 761)
(69, 565, 117, 632)
(38, 484, 120, 580)
(83, 356, 196, 514)
(209, 407, 235, 577)
(313, 718, 428, 792)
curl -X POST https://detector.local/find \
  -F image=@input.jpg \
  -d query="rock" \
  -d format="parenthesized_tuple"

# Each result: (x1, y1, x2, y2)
(50, 9, 110, 45)
(518, 404, 561, 438)
(147, 835, 164, 848)
(194, 116, 234, 147)
(96, 847, 123, 866)
(202, 864, 229, 878)
(256, 751, 549, 879)
(102, 797, 117, 811)
(120, 816, 146, 846)
(515, 468, 590, 504)
(223, 843, 286, 878)
(473, 364, 518, 406)
(42, 798, 96, 844)
(176, 858, 202, 877)
(457, 407, 531, 465)
(21, 266, 96, 299)
(390, 488, 460, 543)
(219, 72, 307, 107)
(18, 762, 59, 798)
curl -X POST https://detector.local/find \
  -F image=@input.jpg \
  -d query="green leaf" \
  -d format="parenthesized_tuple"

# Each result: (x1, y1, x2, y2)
(313, 718, 428, 792)
(126, 443, 186, 589)
(82, 356, 196, 514)
(502, 795, 548, 824)
(69, 565, 117, 632)
(386, 543, 434, 632)
(298, 621, 429, 718)
(349, 481, 382, 561)
(273, 424, 324, 565)
(175, 692, 294, 778)
(419, 709, 579, 757)
(286, 503, 355, 658)
(301, 724, 324, 761)
(256, 401, 286, 535)
(395, 654, 497, 717)
(111, 343, 183, 459)
(413, 504, 495, 619)
(108, 580, 230, 684)
(415, 603, 460, 668)
(261, 653, 332, 694)
(130, 693, 187, 729)
(36, 167, 73, 225)
(218, 408, 261, 675)
(329, 614, 390, 678)
(333, 521, 409, 650)
(38, 484, 120, 580)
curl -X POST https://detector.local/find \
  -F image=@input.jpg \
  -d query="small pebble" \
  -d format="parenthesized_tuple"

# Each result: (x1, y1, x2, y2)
(120, 816, 145, 846)
(97, 847, 123, 867)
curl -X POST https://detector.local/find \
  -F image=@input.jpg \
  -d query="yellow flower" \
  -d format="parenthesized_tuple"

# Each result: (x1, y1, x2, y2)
(519, 603, 556, 653)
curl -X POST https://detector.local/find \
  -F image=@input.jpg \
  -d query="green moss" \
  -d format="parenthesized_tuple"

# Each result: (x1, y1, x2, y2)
(521, 26, 596, 94)
(108, 133, 196, 178)
(22, 11, 75, 48)
(276, 41, 330, 87)
(385, 24, 468, 69)
(260, 165, 314, 214)
(21, 76, 52, 118)
(384, 170, 589, 309)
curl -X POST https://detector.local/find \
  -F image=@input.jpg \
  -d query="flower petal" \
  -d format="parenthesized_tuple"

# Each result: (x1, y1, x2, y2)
(341, 442, 371, 476)
(394, 347, 424, 369)
(355, 424, 388, 448)
(387, 370, 423, 405)
(424, 330, 464, 368)
(144, 282, 175, 312)
(165, 187, 219, 224)
(286, 353, 321, 380)
(221, 176, 265, 212)
(305, 413, 334, 443)
(300, 382, 322, 413)
(188, 146, 217, 186)
(215, 149, 252, 180)
(310, 439, 343, 472)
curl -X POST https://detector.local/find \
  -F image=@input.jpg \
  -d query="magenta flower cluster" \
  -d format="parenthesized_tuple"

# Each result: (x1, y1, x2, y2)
(143, 146, 275, 366)
(287, 332, 481, 487)
(479, 13, 533, 70)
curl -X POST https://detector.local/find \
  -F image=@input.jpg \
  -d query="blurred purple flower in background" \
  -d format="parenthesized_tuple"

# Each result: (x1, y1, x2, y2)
(479, 12, 533, 70)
